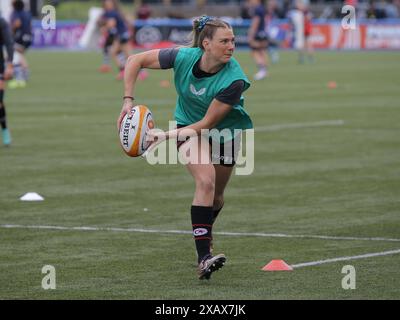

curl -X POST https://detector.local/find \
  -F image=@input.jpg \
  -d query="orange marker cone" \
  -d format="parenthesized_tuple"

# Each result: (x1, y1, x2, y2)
(262, 259, 293, 271)
(327, 81, 337, 89)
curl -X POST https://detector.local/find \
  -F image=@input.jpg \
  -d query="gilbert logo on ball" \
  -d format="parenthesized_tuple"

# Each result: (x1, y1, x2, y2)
(119, 105, 154, 157)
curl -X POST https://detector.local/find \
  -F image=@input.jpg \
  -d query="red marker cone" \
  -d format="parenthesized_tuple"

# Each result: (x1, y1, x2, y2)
(262, 259, 293, 271)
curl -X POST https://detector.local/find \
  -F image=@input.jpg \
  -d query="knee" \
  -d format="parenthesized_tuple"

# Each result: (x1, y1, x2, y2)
(195, 176, 215, 194)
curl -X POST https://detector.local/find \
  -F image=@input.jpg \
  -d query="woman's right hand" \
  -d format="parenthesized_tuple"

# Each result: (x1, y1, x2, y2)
(117, 98, 134, 130)
(142, 128, 167, 158)
(4, 63, 13, 81)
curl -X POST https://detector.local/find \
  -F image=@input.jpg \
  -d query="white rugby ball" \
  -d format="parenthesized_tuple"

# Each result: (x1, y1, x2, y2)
(119, 105, 154, 157)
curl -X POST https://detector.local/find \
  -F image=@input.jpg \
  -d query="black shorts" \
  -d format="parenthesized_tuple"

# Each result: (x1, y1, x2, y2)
(176, 124, 241, 167)
(249, 30, 269, 49)
(105, 31, 129, 47)
(104, 33, 115, 47)
(118, 31, 130, 44)
(15, 34, 32, 50)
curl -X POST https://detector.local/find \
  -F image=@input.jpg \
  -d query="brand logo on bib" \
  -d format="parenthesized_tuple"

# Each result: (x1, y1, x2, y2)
(190, 84, 206, 96)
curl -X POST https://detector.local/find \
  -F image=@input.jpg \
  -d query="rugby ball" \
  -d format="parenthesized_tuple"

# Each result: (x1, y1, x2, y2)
(119, 105, 154, 157)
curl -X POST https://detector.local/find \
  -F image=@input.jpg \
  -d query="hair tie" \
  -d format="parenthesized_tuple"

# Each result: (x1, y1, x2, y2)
(198, 15, 211, 32)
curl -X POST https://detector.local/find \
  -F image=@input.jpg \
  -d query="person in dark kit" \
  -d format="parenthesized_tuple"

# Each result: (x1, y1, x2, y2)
(98, 0, 131, 80)
(247, 0, 269, 80)
(9, 0, 32, 89)
(0, 17, 14, 146)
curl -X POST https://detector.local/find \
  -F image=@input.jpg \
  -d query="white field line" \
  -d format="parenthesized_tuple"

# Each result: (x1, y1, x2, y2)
(255, 120, 345, 132)
(1, 224, 400, 243)
(292, 248, 400, 268)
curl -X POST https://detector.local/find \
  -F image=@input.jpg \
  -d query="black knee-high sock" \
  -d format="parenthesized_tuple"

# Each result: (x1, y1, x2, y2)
(191, 205, 213, 263)
(0, 90, 6, 130)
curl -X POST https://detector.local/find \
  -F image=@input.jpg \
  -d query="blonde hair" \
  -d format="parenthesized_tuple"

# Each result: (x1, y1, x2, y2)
(191, 16, 232, 49)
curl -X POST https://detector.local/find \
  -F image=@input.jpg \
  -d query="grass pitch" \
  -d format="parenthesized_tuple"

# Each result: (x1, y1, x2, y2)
(0, 50, 399, 299)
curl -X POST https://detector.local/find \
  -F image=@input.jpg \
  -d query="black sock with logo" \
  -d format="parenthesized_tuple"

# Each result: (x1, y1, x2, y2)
(191, 205, 213, 263)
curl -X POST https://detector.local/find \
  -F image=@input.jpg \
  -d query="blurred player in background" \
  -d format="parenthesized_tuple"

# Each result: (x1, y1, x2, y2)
(265, 0, 281, 64)
(247, 0, 269, 80)
(118, 16, 253, 280)
(98, 0, 131, 80)
(0, 16, 14, 146)
(9, 0, 32, 89)
(302, 4, 314, 63)
(136, 3, 152, 20)
(289, 0, 314, 64)
(98, 19, 115, 73)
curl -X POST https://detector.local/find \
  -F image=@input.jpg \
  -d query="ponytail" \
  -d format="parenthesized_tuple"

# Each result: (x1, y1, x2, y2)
(191, 15, 232, 49)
